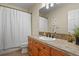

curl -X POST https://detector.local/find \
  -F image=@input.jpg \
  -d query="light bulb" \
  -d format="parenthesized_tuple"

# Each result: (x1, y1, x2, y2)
(46, 4, 49, 9)
(50, 3, 54, 7)
(42, 3, 45, 8)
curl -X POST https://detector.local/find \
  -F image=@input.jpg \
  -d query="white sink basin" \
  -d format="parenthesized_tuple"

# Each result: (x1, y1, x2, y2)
(39, 36, 56, 41)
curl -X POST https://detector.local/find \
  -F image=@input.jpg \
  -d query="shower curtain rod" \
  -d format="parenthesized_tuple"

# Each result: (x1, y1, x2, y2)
(0, 5, 32, 14)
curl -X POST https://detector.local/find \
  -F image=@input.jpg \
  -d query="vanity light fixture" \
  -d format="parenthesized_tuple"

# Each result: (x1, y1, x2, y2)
(50, 3, 54, 7)
(42, 3, 54, 9)
(46, 3, 49, 9)
(45, 3, 54, 9)
(41, 3, 46, 8)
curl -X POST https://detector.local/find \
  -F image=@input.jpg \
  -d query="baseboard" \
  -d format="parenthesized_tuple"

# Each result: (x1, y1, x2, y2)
(0, 47, 21, 55)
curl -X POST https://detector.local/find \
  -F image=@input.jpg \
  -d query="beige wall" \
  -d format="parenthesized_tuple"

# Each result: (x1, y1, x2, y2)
(31, 3, 42, 36)
(48, 3, 79, 34)
(39, 12, 48, 19)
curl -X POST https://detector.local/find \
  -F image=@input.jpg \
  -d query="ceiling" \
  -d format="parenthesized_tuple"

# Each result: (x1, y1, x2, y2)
(7, 3, 34, 9)
(2, 3, 66, 14)
(39, 3, 66, 14)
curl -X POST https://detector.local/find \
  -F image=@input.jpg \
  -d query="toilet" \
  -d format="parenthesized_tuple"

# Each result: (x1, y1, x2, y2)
(21, 42, 28, 53)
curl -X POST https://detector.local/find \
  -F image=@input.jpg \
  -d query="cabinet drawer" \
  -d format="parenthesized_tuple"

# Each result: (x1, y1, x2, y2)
(32, 40, 40, 48)
(39, 43, 50, 51)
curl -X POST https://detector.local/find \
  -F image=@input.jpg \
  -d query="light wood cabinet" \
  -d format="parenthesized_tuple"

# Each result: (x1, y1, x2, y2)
(31, 46, 38, 56)
(28, 36, 66, 56)
(51, 48, 65, 56)
(38, 43, 50, 56)
(28, 37, 39, 56)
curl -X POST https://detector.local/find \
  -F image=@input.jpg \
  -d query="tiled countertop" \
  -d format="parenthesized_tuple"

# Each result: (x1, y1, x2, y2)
(29, 36, 79, 56)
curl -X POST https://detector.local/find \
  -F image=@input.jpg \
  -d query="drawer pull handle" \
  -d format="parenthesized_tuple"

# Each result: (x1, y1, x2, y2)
(35, 42, 37, 44)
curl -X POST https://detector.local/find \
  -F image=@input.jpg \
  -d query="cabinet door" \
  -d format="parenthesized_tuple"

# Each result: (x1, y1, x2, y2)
(28, 44, 33, 56)
(28, 45, 38, 56)
(31, 46, 38, 56)
(28, 38, 33, 55)
(51, 48, 65, 56)
(38, 44, 50, 56)
(28, 38, 39, 56)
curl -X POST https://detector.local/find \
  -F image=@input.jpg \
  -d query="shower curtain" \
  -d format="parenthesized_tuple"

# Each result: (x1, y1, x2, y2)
(0, 6, 31, 50)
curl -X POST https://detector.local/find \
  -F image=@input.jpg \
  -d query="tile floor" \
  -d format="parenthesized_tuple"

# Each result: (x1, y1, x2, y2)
(0, 48, 29, 56)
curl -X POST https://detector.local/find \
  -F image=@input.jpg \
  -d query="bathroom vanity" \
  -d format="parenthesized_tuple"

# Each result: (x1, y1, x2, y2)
(28, 36, 79, 56)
